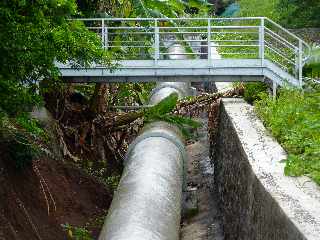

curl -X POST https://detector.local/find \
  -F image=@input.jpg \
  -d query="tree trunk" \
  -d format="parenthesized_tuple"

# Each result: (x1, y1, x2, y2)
(89, 83, 108, 115)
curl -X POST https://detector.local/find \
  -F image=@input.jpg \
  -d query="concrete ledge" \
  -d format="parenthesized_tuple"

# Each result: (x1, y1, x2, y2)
(214, 98, 320, 240)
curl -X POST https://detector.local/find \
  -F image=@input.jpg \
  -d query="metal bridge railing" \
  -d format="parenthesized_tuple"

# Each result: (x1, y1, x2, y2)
(73, 17, 311, 86)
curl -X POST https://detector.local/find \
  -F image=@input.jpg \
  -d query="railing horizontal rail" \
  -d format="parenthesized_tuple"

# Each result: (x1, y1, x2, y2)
(211, 31, 259, 34)
(160, 52, 206, 55)
(72, 17, 265, 21)
(108, 32, 154, 35)
(272, 60, 289, 71)
(164, 39, 207, 42)
(158, 32, 206, 34)
(213, 40, 258, 42)
(265, 44, 296, 65)
(264, 40, 295, 56)
(219, 52, 257, 55)
(212, 44, 259, 47)
(265, 27, 297, 50)
(265, 18, 308, 46)
(109, 46, 151, 48)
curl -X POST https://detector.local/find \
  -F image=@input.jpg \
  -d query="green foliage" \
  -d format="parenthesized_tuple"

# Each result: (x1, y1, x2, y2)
(237, 0, 280, 20)
(146, 92, 179, 117)
(74, 84, 95, 101)
(105, 175, 121, 191)
(62, 224, 93, 240)
(255, 88, 320, 184)
(114, 83, 155, 106)
(277, 0, 320, 28)
(0, 0, 111, 118)
(237, 0, 320, 28)
(77, 0, 211, 18)
(144, 93, 202, 138)
(0, 113, 45, 169)
(93, 0, 211, 61)
(0, 80, 42, 117)
(220, 0, 295, 70)
(7, 133, 38, 170)
(0, 0, 113, 166)
(16, 114, 46, 138)
(243, 82, 268, 104)
(304, 45, 320, 79)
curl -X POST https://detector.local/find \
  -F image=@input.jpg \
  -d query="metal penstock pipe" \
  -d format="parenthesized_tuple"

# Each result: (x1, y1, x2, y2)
(99, 44, 190, 240)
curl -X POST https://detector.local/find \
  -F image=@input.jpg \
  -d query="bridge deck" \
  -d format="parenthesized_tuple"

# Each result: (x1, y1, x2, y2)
(59, 59, 298, 86)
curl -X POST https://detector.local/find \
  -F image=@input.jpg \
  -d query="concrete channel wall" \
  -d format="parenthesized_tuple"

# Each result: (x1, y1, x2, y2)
(214, 98, 320, 240)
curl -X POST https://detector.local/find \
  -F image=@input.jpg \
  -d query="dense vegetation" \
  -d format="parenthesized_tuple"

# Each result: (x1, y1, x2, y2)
(237, 0, 320, 28)
(0, 0, 210, 169)
(0, 0, 112, 169)
(0, 1, 213, 238)
(255, 88, 320, 184)
(0, 1, 319, 238)
(236, 0, 320, 184)
(0, 0, 110, 117)
(304, 45, 320, 79)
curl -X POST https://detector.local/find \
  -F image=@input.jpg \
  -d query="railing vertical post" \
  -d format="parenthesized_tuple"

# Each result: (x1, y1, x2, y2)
(105, 24, 108, 49)
(298, 39, 303, 87)
(154, 19, 159, 65)
(259, 18, 265, 63)
(207, 19, 211, 65)
(272, 81, 277, 99)
(102, 19, 105, 48)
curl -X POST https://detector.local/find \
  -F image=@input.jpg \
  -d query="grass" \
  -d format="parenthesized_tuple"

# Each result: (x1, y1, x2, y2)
(254, 88, 320, 184)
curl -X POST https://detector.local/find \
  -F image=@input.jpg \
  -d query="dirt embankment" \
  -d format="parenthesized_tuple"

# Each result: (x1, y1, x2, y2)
(0, 149, 112, 240)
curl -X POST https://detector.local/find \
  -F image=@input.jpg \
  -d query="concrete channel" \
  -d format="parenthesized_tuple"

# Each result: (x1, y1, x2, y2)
(181, 83, 320, 240)
(214, 97, 320, 240)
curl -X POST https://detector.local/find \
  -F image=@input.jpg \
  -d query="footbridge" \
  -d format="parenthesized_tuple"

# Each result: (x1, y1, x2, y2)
(58, 17, 310, 87)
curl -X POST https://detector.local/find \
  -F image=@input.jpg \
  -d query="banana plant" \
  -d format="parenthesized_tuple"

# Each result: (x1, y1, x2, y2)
(80, 0, 211, 18)
(144, 92, 202, 138)
(117, 0, 210, 18)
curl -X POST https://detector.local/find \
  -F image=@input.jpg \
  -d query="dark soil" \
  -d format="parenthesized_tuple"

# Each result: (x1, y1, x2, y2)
(181, 83, 224, 240)
(0, 148, 112, 240)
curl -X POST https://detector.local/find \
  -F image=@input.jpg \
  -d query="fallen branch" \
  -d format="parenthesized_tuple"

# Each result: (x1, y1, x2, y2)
(175, 86, 243, 110)
(93, 86, 244, 130)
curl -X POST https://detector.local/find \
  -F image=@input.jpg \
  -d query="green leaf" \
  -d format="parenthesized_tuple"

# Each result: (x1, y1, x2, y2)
(146, 92, 179, 117)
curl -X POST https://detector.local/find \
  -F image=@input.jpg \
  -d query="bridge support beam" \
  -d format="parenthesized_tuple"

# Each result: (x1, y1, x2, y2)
(62, 75, 264, 83)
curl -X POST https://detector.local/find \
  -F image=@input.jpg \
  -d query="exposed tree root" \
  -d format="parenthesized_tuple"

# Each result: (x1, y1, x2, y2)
(0, 213, 20, 240)
(46, 85, 243, 179)
(33, 162, 57, 216)
(15, 196, 42, 240)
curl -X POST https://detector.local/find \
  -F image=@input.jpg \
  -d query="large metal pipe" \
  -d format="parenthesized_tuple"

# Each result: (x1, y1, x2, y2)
(99, 44, 190, 240)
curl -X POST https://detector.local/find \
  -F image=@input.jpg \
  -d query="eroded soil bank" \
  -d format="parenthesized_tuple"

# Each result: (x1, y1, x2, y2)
(0, 147, 112, 240)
